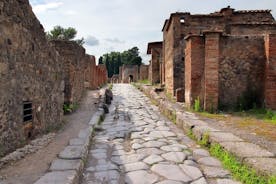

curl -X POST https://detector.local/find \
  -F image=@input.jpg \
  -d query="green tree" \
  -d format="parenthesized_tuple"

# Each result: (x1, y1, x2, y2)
(98, 56, 104, 64)
(46, 25, 84, 45)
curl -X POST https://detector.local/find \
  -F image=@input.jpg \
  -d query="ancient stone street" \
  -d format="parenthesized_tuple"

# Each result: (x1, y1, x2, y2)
(81, 84, 238, 184)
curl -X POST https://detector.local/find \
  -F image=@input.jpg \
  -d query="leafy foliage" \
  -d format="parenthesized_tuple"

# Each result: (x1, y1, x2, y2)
(100, 47, 143, 78)
(46, 25, 85, 46)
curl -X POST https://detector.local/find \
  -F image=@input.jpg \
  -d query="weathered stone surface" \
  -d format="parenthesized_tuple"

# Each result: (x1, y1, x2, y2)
(191, 177, 208, 184)
(198, 157, 222, 167)
(87, 162, 118, 172)
(94, 170, 120, 181)
(209, 132, 243, 143)
(193, 149, 210, 160)
(34, 171, 78, 184)
(50, 159, 84, 171)
(69, 138, 86, 146)
(179, 164, 203, 180)
(244, 157, 276, 175)
(156, 180, 182, 184)
(125, 170, 159, 184)
(143, 154, 164, 165)
(121, 162, 149, 172)
(111, 154, 146, 165)
(216, 179, 241, 184)
(143, 141, 166, 148)
(161, 152, 187, 163)
(220, 142, 274, 158)
(59, 146, 86, 160)
(201, 166, 230, 178)
(151, 164, 192, 182)
(136, 148, 164, 155)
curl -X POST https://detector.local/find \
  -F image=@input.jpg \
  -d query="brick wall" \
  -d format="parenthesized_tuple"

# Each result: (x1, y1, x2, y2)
(121, 65, 139, 83)
(150, 49, 161, 84)
(265, 34, 276, 109)
(0, 0, 64, 155)
(185, 36, 205, 107)
(204, 32, 220, 111)
(139, 65, 149, 80)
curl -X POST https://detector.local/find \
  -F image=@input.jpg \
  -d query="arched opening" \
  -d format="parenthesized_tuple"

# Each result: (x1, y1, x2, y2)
(129, 75, 134, 83)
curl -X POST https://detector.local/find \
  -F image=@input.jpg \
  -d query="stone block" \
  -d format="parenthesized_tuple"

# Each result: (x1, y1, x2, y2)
(34, 171, 78, 184)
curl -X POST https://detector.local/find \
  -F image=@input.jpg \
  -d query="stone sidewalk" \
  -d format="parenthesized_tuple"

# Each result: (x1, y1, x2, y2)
(138, 84, 276, 177)
(81, 84, 239, 184)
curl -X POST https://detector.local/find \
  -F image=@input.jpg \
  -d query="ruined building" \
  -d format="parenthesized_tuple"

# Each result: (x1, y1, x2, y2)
(147, 42, 163, 85)
(0, 0, 64, 155)
(161, 7, 276, 111)
(119, 64, 149, 83)
(51, 40, 86, 105)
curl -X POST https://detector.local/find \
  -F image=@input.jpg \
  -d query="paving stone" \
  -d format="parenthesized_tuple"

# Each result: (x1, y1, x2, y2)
(143, 141, 167, 148)
(50, 159, 83, 171)
(202, 166, 230, 178)
(155, 180, 182, 184)
(220, 142, 274, 159)
(94, 170, 120, 181)
(131, 143, 144, 150)
(91, 152, 107, 159)
(184, 160, 198, 167)
(193, 149, 210, 160)
(161, 152, 187, 163)
(59, 146, 86, 160)
(161, 145, 184, 152)
(125, 170, 159, 184)
(151, 164, 192, 182)
(149, 131, 176, 138)
(143, 154, 164, 165)
(87, 162, 118, 172)
(179, 164, 203, 180)
(216, 179, 241, 184)
(34, 171, 78, 184)
(69, 138, 86, 146)
(191, 177, 208, 184)
(198, 157, 222, 167)
(136, 148, 164, 155)
(120, 162, 149, 172)
(90, 149, 107, 154)
(111, 154, 146, 165)
(112, 149, 135, 156)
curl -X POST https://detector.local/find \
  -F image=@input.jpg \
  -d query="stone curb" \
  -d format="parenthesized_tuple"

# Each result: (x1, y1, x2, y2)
(34, 89, 107, 184)
(138, 84, 276, 176)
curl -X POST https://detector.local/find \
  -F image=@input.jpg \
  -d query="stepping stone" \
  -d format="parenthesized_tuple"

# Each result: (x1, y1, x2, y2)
(120, 162, 149, 172)
(151, 164, 192, 182)
(198, 157, 222, 167)
(34, 171, 78, 184)
(125, 170, 159, 184)
(161, 152, 187, 163)
(143, 154, 164, 165)
(179, 164, 203, 180)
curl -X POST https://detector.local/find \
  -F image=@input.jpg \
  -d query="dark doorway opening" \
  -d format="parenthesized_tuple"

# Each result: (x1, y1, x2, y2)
(129, 75, 134, 83)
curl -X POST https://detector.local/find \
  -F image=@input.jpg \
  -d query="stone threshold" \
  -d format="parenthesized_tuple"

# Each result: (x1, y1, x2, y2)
(34, 88, 107, 184)
(137, 84, 276, 177)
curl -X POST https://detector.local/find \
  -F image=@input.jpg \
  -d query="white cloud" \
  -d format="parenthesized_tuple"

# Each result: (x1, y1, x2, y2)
(104, 38, 125, 44)
(32, 2, 63, 14)
(85, 36, 100, 47)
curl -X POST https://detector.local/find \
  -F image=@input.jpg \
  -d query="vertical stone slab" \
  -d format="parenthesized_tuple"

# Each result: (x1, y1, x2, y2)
(185, 35, 205, 108)
(265, 34, 276, 110)
(204, 32, 221, 112)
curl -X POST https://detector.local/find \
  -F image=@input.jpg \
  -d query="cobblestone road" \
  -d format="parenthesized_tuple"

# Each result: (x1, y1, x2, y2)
(82, 84, 239, 184)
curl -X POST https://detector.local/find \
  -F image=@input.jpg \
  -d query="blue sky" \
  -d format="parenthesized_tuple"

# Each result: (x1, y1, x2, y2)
(29, 0, 276, 63)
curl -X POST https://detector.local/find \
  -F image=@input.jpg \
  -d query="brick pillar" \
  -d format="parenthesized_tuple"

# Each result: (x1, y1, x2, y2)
(185, 35, 205, 108)
(204, 32, 221, 112)
(265, 34, 276, 109)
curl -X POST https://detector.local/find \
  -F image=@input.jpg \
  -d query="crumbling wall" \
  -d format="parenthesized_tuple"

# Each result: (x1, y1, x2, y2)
(51, 40, 86, 105)
(0, 0, 64, 155)
(139, 65, 149, 81)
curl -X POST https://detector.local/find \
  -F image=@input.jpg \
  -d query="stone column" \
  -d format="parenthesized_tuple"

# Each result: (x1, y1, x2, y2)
(203, 31, 221, 112)
(264, 34, 276, 110)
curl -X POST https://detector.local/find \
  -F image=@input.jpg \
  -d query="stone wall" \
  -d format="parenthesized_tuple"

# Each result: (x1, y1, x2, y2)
(139, 65, 149, 81)
(0, 0, 64, 155)
(51, 40, 86, 105)
(147, 42, 162, 84)
(121, 65, 139, 83)
(84, 55, 96, 89)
